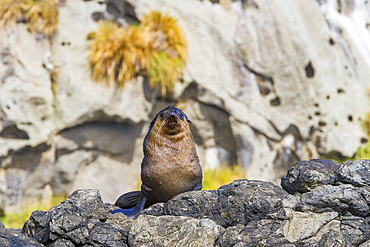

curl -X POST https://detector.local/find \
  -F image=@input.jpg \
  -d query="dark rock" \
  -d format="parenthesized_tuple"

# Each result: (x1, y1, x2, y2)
(18, 159, 370, 246)
(128, 215, 223, 246)
(337, 159, 370, 187)
(339, 215, 370, 246)
(23, 189, 133, 246)
(317, 230, 351, 247)
(295, 184, 370, 217)
(214, 180, 294, 227)
(164, 190, 218, 219)
(22, 210, 50, 244)
(217, 219, 290, 247)
(281, 159, 340, 194)
(48, 238, 75, 247)
(0, 227, 43, 247)
(146, 180, 296, 228)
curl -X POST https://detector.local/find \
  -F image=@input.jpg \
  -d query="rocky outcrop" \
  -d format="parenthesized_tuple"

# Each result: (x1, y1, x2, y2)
(10, 159, 368, 246)
(0, 0, 369, 214)
(0, 223, 42, 247)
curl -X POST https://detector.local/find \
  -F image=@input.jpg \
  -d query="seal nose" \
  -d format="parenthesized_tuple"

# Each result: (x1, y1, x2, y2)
(168, 112, 177, 122)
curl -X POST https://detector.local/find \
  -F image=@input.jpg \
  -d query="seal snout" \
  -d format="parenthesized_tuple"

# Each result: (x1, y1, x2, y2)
(166, 112, 179, 129)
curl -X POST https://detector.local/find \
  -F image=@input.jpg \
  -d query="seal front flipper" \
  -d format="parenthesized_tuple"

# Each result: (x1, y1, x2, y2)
(193, 183, 202, 191)
(111, 207, 137, 216)
(115, 191, 141, 209)
(112, 193, 150, 218)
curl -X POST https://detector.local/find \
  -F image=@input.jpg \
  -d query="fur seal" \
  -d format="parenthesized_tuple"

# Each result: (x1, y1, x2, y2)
(112, 105, 202, 217)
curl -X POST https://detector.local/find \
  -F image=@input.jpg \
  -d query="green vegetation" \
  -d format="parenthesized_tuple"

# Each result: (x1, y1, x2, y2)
(203, 165, 246, 190)
(0, 0, 59, 39)
(353, 106, 370, 160)
(0, 194, 67, 229)
(354, 142, 370, 160)
(147, 52, 185, 96)
(89, 11, 187, 97)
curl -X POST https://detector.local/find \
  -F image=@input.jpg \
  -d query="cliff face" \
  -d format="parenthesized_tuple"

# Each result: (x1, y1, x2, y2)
(0, 0, 369, 212)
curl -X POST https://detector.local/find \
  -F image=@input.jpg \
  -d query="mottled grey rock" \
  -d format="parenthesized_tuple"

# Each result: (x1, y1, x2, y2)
(23, 189, 133, 246)
(144, 180, 296, 228)
(283, 211, 338, 242)
(214, 180, 294, 227)
(0, 227, 43, 247)
(48, 238, 75, 247)
(339, 215, 370, 246)
(22, 210, 50, 244)
(359, 240, 370, 247)
(338, 160, 370, 187)
(296, 184, 370, 217)
(281, 159, 340, 194)
(19, 160, 370, 246)
(164, 190, 218, 219)
(298, 220, 350, 247)
(217, 219, 290, 247)
(129, 215, 223, 247)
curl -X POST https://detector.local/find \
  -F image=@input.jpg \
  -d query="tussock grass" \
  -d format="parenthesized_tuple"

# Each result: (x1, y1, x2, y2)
(142, 11, 187, 61)
(0, 0, 59, 39)
(0, 0, 28, 27)
(89, 11, 187, 96)
(26, 0, 59, 38)
(89, 22, 154, 87)
(146, 52, 184, 96)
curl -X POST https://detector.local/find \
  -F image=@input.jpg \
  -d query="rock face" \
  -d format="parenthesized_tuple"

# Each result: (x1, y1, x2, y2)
(14, 159, 370, 246)
(0, 0, 370, 213)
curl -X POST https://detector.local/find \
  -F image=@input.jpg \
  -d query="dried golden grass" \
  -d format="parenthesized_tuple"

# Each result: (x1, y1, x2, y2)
(143, 11, 187, 61)
(26, 0, 59, 38)
(89, 22, 155, 87)
(89, 11, 187, 96)
(0, 0, 28, 27)
(0, 0, 59, 38)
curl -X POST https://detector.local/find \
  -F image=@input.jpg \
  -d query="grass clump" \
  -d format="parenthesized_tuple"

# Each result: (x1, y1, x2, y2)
(142, 11, 187, 61)
(203, 165, 246, 190)
(89, 21, 154, 87)
(89, 11, 187, 96)
(147, 52, 185, 96)
(0, 0, 59, 39)
(0, 0, 28, 27)
(0, 194, 67, 229)
(26, 0, 59, 38)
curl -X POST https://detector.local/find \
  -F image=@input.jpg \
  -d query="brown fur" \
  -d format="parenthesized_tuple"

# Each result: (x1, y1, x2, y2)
(114, 106, 202, 216)
(141, 106, 202, 204)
